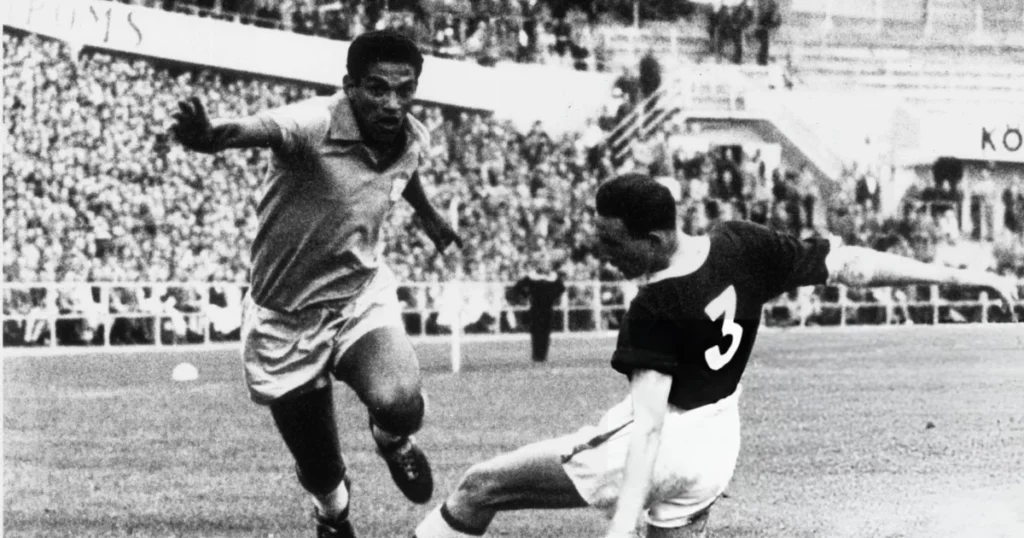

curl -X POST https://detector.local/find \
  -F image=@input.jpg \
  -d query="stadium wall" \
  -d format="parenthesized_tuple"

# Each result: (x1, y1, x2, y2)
(2, 0, 616, 134)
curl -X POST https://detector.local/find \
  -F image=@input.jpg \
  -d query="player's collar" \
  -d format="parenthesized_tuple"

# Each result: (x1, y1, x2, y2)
(328, 94, 364, 142)
(328, 94, 418, 147)
(644, 234, 710, 285)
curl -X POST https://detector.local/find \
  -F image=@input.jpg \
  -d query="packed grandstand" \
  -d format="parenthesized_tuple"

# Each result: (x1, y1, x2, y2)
(4, 0, 1024, 346)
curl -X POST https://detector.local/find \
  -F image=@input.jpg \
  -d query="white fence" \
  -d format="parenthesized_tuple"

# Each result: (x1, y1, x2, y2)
(2, 280, 1021, 350)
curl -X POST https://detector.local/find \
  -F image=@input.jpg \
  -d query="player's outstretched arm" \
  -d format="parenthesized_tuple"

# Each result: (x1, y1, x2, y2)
(826, 242, 1021, 316)
(402, 172, 463, 253)
(170, 97, 282, 154)
(605, 369, 672, 538)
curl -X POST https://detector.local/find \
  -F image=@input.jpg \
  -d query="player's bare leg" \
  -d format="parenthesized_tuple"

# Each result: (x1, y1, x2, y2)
(414, 437, 588, 537)
(335, 326, 433, 504)
(269, 385, 355, 537)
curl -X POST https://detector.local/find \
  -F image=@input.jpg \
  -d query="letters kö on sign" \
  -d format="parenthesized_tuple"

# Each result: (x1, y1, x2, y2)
(981, 126, 1023, 153)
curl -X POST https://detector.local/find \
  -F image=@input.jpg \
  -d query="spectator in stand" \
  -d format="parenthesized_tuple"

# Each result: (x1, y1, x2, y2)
(463, 20, 499, 66)
(253, 0, 284, 29)
(291, 3, 313, 34)
(433, 16, 465, 59)
(55, 280, 103, 345)
(552, 17, 573, 58)
(855, 170, 881, 213)
(973, 166, 998, 241)
(637, 52, 662, 108)
(745, 155, 771, 219)
(4, 286, 49, 346)
(578, 118, 605, 170)
(730, 0, 754, 64)
(1003, 182, 1024, 233)
(598, 87, 629, 131)
(795, 165, 818, 230)
(906, 205, 942, 263)
(709, 165, 733, 201)
(613, 67, 640, 108)
(754, 0, 781, 66)
(708, 2, 726, 62)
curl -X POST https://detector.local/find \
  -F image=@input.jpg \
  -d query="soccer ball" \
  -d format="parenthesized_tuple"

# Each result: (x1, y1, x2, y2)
(171, 362, 199, 382)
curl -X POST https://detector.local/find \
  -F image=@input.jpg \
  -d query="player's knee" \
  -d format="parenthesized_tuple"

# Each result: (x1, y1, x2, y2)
(366, 383, 424, 436)
(451, 463, 502, 508)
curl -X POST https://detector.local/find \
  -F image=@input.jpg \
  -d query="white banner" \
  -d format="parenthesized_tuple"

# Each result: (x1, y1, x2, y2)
(4, 0, 346, 87)
(3, 0, 615, 133)
(916, 113, 1024, 164)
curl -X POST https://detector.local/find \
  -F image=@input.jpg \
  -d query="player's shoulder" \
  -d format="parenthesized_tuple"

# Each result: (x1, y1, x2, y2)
(261, 94, 334, 122)
(712, 219, 773, 241)
(705, 220, 764, 256)
(631, 279, 676, 317)
(277, 93, 334, 110)
(711, 219, 799, 253)
(626, 287, 659, 317)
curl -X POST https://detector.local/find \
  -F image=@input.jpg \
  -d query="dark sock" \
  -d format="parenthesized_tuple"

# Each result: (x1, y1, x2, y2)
(370, 417, 406, 451)
(270, 386, 346, 496)
(440, 502, 488, 536)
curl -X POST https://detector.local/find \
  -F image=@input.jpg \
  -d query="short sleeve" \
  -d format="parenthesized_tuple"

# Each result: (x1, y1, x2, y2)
(729, 221, 830, 300)
(611, 301, 678, 376)
(255, 100, 324, 156)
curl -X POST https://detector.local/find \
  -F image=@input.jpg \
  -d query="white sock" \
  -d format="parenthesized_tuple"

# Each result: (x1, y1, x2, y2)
(312, 479, 350, 520)
(414, 504, 481, 538)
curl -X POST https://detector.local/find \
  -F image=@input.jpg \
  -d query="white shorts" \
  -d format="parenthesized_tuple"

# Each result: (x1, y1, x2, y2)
(241, 266, 404, 405)
(560, 386, 742, 528)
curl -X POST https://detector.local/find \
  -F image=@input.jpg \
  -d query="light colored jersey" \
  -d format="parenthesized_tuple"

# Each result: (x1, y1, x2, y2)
(250, 93, 429, 312)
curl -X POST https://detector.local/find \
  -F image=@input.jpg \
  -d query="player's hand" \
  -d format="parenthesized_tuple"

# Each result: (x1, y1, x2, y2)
(170, 96, 216, 153)
(422, 217, 463, 254)
(985, 274, 1021, 321)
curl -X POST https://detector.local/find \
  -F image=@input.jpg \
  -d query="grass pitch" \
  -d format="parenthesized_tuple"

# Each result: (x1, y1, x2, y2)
(4, 326, 1024, 537)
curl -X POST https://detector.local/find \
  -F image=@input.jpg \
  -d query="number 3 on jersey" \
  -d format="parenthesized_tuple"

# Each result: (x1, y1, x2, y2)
(704, 286, 743, 370)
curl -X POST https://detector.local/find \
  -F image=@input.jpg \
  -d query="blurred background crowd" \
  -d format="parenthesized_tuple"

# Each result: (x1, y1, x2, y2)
(4, 21, 1024, 345)
(103, 0, 783, 69)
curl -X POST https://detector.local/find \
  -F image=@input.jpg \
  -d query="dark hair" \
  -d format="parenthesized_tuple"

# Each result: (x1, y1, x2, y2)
(595, 173, 676, 236)
(346, 30, 424, 82)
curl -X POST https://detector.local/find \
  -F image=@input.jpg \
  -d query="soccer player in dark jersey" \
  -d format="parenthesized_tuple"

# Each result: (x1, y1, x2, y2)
(413, 173, 1019, 538)
(170, 31, 460, 538)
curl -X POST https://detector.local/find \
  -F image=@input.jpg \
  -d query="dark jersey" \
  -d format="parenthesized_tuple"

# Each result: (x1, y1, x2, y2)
(512, 274, 566, 316)
(611, 221, 831, 409)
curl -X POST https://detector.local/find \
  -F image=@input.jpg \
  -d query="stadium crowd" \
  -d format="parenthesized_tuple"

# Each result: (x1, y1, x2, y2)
(107, 0, 782, 70)
(0, 30, 853, 288)
(4, 30, 1022, 345)
(2, 31, 615, 286)
(114, 0, 606, 70)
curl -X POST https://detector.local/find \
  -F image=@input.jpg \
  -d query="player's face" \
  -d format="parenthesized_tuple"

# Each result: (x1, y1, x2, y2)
(595, 216, 656, 279)
(345, 62, 418, 146)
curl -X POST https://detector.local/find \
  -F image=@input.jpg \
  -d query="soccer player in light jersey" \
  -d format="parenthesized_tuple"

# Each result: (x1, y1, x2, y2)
(170, 30, 460, 538)
(413, 173, 1019, 538)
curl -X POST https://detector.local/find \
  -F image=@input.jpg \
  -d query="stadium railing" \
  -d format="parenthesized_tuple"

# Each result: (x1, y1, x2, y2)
(2, 280, 1021, 350)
